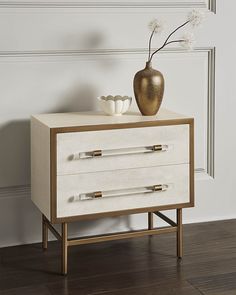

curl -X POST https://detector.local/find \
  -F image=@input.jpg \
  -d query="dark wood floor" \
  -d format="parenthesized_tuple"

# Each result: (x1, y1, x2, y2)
(0, 219, 236, 295)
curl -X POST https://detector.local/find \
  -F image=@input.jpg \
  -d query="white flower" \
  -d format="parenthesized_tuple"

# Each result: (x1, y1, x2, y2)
(148, 19, 163, 34)
(187, 9, 205, 27)
(180, 33, 195, 49)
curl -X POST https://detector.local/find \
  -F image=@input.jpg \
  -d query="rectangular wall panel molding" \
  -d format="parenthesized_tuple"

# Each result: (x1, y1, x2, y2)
(0, 47, 215, 188)
(0, 47, 213, 59)
(207, 47, 215, 178)
(0, 1, 216, 12)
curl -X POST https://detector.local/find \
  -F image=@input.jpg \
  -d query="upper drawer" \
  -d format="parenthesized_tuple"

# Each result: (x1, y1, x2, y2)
(57, 124, 189, 175)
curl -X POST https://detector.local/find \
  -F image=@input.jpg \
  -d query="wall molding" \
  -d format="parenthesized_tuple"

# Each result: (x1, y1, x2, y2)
(0, 47, 214, 58)
(0, 1, 216, 12)
(208, 0, 216, 13)
(206, 47, 215, 178)
(0, 47, 215, 179)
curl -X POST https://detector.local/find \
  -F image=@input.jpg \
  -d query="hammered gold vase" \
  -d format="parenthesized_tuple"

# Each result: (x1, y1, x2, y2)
(133, 61, 164, 116)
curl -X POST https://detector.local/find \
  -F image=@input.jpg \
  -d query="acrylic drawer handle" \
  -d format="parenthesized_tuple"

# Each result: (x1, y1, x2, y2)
(72, 144, 169, 160)
(70, 184, 170, 202)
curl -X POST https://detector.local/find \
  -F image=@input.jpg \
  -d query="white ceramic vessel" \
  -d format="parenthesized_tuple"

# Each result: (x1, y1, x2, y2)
(98, 95, 132, 116)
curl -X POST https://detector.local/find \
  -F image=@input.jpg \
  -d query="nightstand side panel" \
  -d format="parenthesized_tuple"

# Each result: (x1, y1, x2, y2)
(31, 117, 51, 220)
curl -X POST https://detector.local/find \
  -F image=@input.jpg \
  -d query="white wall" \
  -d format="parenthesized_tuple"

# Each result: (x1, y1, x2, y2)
(1, 0, 235, 248)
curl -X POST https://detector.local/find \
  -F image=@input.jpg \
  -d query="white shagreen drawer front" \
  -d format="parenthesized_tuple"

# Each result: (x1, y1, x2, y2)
(57, 164, 189, 218)
(57, 125, 189, 175)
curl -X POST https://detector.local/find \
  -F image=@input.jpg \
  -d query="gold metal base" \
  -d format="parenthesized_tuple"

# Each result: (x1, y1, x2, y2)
(148, 212, 154, 230)
(42, 215, 48, 251)
(42, 209, 183, 275)
(177, 208, 183, 258)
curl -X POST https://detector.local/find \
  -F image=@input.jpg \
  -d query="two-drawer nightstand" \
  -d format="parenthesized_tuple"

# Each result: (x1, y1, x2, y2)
(31, 109, 194, 275)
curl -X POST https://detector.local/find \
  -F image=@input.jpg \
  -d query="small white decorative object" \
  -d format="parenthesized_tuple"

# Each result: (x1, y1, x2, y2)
(187, 9, 205, 28)
(180, 32, 195, 49)
(98, 95, 132, 116)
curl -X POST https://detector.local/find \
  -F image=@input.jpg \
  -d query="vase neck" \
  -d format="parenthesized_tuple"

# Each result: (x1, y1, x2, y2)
(145, 61, 152, 69)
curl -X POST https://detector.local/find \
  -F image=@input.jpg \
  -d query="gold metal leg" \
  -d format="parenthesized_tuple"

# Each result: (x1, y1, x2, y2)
(42, 215, 48, 250)
(61, 222, 68, 275)
(177, 208, 183, 258)
(148, 212, 154, 230)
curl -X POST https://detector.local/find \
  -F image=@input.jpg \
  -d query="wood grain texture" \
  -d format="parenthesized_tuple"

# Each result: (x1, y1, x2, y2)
(0, 286, 51, 295)
(0, 219, 236, 294)
(97, 281, 202, 295)
(189, 272, 236, 295)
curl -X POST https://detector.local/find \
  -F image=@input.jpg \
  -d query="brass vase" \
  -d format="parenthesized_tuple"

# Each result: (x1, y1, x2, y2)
(133, 61, 164, 116)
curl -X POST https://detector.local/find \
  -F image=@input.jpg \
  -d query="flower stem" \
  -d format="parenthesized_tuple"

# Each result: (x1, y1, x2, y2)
(149, 40, 185, 61)
(163, 20, 189, 47)
(148, 29, 156, 60)
(148, 20, 189, 62)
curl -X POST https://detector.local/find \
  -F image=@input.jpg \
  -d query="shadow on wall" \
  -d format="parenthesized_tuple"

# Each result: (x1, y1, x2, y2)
(0, 83, 99, 188)
(0, 28, 118, 187)
(0, 29, 119, 186)
(0, 86, 132, 241)
(62, 30, 105, 51)
(0, 120, 30, 188)
(0, 28, 131, 244)
(54, 83, 98, 113)
(69, 215, 132, 239)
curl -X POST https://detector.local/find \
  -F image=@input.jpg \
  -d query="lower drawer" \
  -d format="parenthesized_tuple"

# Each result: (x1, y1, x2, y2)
(57, 164, 190, 218)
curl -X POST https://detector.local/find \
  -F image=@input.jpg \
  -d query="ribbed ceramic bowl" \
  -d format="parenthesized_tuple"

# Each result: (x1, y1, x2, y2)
(98, 95, 132, 116)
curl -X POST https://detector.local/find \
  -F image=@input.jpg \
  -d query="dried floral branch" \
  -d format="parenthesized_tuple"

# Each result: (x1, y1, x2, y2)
(149, 21, 189, 62)
(147, 9, 204, 63)
(148, 19, 163, 60)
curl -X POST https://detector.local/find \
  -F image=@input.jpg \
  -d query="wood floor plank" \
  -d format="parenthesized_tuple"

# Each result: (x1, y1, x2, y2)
(0, 285, 51, 295)
(188, 272, 236, 295)
(48, 279, 202, 295)
(46, 268, 179, 295)
(101, 281, 202, 295)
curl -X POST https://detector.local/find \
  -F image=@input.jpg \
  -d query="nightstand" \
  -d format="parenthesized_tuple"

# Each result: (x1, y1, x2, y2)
(31, 109, 194, 275)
